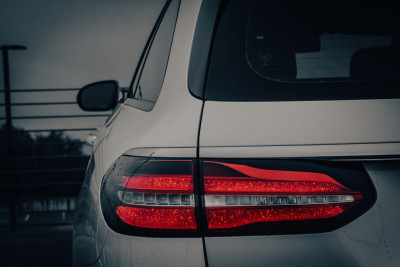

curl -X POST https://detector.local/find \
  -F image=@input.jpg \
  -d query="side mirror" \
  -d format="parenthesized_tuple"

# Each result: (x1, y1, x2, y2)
(77, 80, 119, 111)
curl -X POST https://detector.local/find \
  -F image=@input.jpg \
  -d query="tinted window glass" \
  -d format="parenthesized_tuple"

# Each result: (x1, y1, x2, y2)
(205, 0, 400, 101)
(133, 0, 180, 102)
(188, 0, 220, 98)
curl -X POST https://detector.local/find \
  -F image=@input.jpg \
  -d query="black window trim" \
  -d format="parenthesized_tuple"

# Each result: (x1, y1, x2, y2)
(123, 98, 154, 112)
(188, 0, 224, 100)
(125, 0, 180, 111)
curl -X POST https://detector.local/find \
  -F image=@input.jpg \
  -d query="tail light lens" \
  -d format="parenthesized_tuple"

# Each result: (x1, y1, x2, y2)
(100, 157, 199, 236)
(101, 156, 375, 236)
(202, 160, 375, 235)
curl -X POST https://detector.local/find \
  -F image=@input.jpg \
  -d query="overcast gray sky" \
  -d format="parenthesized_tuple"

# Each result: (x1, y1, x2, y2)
(0, 0, 165, 138)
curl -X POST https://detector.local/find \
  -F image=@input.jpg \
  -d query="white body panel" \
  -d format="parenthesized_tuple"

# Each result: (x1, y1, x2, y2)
(73, 0, 204, 266)
(98, 235, 205, 267)
(200, 99, 400, 152)
(97, 0, 203, 175)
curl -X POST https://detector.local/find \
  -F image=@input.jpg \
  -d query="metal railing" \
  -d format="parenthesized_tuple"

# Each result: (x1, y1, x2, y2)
(0, 87, 110, 230)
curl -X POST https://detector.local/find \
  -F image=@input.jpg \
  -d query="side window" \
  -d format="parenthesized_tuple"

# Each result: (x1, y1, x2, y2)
(132, 0, 180, 103)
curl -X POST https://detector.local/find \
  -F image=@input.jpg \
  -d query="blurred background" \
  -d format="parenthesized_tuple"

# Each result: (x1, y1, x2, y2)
(0, 0, 165, 265)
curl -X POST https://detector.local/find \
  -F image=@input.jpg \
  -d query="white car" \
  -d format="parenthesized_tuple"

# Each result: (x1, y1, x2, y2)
(73, 0, 400, 266)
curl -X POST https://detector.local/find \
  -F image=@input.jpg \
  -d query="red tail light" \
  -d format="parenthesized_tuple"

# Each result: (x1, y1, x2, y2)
(116, 206, 196, 229)
(203, 161, 362, 230)
(100, 156, 375, 236)
(121, 174, 193, 193)
(116, 172, 196, 229)
(100, 157, 199, 236)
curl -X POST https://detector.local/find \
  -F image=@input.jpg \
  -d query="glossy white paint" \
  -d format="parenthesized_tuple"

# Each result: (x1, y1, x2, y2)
(200, 99, 400, 150)
(73, 0, 204, 266)
(200, 142, 400, 159)
(99, 234, 205, 267)
(204, 162, 400, 267)
(73, 142, 111, 264)
(98, 1, 203, 174)
(200, 142, 400, 158)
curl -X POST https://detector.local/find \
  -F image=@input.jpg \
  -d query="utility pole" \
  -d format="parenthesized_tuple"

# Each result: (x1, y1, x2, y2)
(1, 44, 27, 232)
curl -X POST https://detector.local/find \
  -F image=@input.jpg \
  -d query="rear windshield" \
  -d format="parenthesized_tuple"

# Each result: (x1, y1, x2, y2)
(205, 0, 400, 101)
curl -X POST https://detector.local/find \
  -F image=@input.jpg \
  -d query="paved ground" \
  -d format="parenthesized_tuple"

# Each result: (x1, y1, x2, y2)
(0, 224, 72, 267)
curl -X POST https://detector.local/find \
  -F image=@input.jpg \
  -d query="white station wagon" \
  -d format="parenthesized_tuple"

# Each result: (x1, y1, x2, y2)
(73, 0, 400, 266)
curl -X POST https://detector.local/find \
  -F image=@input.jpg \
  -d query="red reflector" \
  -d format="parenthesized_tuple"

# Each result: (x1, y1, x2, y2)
(116, 206, 197, 229)
(207, 204, 351, 229)
(122, 175, 193, 193)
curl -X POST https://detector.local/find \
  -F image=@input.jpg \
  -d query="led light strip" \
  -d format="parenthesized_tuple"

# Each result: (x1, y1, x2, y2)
(204, 195, 355, 207)
(118, 191, 195, 206)
(118, 191, 355, 207)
